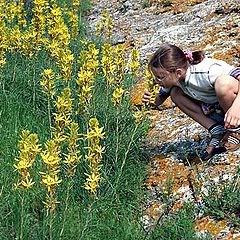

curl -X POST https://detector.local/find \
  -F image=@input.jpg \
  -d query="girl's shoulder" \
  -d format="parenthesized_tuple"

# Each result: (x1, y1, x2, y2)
(193, 57, 233, 72)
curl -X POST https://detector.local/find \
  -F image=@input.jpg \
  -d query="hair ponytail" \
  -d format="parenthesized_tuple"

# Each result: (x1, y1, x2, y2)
(184, 50, 205, 65)
(149, 44, 205, 73)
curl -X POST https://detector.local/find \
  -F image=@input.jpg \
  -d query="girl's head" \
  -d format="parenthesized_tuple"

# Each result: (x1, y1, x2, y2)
(149, 43, 205, 88)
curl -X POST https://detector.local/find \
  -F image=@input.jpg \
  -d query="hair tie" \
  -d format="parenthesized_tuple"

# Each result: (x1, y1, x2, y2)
(184, 50, 194, 63)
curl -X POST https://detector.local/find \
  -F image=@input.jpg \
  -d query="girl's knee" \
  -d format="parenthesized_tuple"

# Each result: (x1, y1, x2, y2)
(215, 75, 238, 95)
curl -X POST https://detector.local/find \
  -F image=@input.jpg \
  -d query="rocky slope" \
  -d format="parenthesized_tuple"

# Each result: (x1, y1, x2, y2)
(87, 0, 240, 238)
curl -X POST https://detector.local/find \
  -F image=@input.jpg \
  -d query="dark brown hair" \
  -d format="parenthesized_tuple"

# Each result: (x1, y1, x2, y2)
(149, 43, 205, 72)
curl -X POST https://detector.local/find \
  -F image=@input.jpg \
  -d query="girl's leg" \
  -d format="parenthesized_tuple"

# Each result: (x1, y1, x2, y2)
(170, 86, 216, 129)
(215, 74, 238, 112)
(215, 75, 240, 151)
(170, 86, 225, 159)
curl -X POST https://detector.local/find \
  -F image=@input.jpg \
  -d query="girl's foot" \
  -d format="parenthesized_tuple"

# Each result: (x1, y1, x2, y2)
(201, 123, 226, 161)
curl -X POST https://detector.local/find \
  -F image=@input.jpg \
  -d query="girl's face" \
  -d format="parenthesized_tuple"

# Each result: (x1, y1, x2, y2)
(151, 67, 185, 88)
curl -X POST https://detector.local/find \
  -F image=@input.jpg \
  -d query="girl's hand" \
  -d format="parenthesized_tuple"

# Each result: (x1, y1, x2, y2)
(142, 89, 151, 104)
(224, 104, 240, 129)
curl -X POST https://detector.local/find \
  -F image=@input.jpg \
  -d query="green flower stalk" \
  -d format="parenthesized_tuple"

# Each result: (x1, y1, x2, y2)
(40, 68, 55, 131)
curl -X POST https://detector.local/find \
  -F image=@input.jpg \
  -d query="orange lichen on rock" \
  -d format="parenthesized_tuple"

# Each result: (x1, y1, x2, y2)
(144, 201, 165, 221)
(130, 79, 147, 106)
(195, 216, 228, 238)
(170, 200, 184, 212)
(148, 0, 205, 14)
(146, 156, 191, 193)
(195, 17, 240, 65)
(130, 80, 174, 108)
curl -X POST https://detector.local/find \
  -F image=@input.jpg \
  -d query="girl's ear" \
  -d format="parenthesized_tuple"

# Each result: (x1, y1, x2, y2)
(176, 68, 185, 79)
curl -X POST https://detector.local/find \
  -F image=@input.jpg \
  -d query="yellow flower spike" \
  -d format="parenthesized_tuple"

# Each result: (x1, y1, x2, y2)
(64, 122, 81, 176)
(95, 9, 113, 39)
(15, 130, 41, 190)
(41, 154, 61, 168)
(46, 3, 71, 59)
(96, 22, 102, 36)
(40, 69, 55, 97)
(40, 137, 62, 211)
(53, 87, 73, 133)
(84, 172, 102, 195)
(101, 42, 116, 85)
(129, 48, 140, 76)
(89, 118, 98, 128)
(112, 87, 124, 106)
(17, 0, 27, 27)
(102, 9, 109, 22)
(7, 26, 22, 52)
(84, 118, 105, 196)
(106, 17, 113, 37)
(132, 106, 151, 124)
(145, 67, 159, 105)
(14, 160, 30, 171)
(85, 145, 105, 154)
(73, 0, 80, 8)
(86, 128, 105, 141)
(80, 39, 88, 47)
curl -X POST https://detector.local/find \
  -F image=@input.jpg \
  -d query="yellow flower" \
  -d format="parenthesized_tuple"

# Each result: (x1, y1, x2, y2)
(40, 69, 55, 97)
(41, 154, 61, 167)
(86, 127, 105, 141)
(42, 175, 62, 193)
(112, 87, 124, 106)
(15, 130, 41, 190)
(14, 160, 31, 170)
(21, 177, 35, 189)
(84, 172, 102, 195)
(85, 145, 105, 156)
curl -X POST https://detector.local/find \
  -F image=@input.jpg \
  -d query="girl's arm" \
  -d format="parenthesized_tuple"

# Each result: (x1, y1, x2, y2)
(142, 88, 169, 108)
(155, 91, 169, 106)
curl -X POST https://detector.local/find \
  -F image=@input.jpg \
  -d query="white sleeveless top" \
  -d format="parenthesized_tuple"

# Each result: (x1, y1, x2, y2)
(162, 57, 235, 103)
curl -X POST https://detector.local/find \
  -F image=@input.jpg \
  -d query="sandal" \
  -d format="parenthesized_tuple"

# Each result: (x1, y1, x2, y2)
(200, 133, 227, 161)
(201, 146, 226, 161)
(220, 130, 240, 152)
